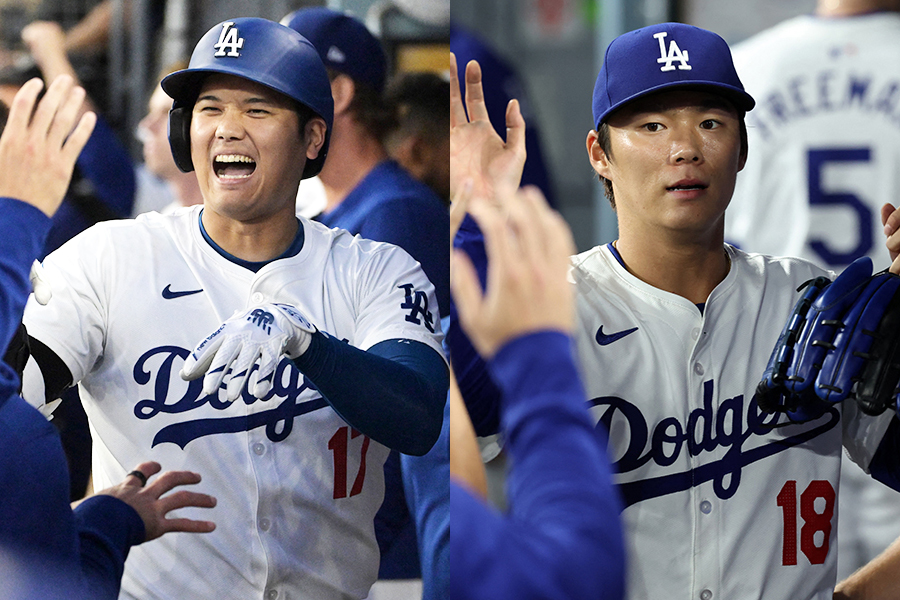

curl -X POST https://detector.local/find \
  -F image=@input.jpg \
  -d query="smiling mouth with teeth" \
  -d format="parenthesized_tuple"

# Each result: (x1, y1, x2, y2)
(214, 154, 257, 179)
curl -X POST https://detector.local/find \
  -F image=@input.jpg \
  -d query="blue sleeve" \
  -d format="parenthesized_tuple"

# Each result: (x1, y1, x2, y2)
(292, 333, 448, 456)
(450, 331, 626, 600)
(0, 197, 51, 350)
(447, 215, 501, 436)
(74, 115, 136, 218)
(400, 398, 449, 599)
(73, 495, 145, 600)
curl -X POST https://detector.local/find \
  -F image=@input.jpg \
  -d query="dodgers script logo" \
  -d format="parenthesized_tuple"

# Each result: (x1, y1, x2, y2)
(214, 21, 244, 57)
(654, 31, 691, 72)
(133, 345, 327, 449)
(591, 379, 840, 508)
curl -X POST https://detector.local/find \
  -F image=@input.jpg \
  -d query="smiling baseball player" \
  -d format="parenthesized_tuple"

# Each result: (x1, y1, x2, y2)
(18, 18, 447, 600)
(452, 21, 900, 600)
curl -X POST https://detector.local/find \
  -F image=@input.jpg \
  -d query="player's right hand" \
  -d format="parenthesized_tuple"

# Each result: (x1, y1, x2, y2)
(180, 303, 318, 402)
(92, 461, 216, 543)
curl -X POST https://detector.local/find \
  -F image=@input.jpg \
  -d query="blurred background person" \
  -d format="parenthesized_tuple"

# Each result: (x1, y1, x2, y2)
(383, 71, 450, 205)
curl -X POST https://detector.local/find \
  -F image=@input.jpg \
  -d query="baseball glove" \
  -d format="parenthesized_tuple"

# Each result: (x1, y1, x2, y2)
(753, 257, 900, 421)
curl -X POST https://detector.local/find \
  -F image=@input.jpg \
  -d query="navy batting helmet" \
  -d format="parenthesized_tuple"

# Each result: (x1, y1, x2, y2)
(161, 18, 334, 179)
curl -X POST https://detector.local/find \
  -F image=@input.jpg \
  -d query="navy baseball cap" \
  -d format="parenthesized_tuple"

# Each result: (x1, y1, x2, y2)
(281, 8, 387, 93)
(592, 22, 755, 129)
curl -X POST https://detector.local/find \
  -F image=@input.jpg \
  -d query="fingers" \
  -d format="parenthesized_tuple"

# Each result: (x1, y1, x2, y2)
(125, 461, 161, 487)
(61, 110, 97, 166)
(5, 78, 44, 136)
(225, 344, 261, 402)
(504, 98, 527, 164)
(160, 516, 217, 535)
(883, 203, 900, 264)
(30, 74, 77, 141)
(180, 327, 226, 380)
(450, 52, 467, 129)
(202, 338, 242, 397)
(464, 60, 490, 123)
(158, 489, 218, 514)
(145, 468, 202, 497)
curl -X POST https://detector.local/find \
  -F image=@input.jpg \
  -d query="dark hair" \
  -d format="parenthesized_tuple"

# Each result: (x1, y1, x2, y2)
(328, 68, 396, 142)
(594, 116, 749, 208)
(384, 71, 449, 142)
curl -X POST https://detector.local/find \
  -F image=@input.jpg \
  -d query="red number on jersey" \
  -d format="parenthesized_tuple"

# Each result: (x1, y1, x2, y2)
(328, 426, 370, 499)
(777, 479, 836, 566)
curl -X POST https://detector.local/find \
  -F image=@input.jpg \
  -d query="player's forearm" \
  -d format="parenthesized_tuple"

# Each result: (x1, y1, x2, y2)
(292, 333, 448, 456)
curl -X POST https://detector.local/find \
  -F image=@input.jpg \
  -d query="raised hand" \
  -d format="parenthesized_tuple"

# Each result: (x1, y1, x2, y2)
(180, 303, 317, 402)
(94, 461, 216, 542)
(451, 185, 575, 359)
(450, 53, 526, 205)
(0, 75, 95, 217)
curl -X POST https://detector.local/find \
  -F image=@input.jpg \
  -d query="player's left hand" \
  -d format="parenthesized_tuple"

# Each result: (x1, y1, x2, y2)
(180, 303, 317, 402)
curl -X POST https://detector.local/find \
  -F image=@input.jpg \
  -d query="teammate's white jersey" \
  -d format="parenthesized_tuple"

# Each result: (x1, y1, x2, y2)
(22, 206, 445, 600)
(570, 243, 894, 600)
(726, 12, 900, 269)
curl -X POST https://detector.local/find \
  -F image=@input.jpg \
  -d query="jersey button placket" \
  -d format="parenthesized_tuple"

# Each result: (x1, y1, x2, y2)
(700, 590, 713, 600)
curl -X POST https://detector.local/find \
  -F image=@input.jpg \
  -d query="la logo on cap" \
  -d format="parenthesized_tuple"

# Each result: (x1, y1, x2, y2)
(214, 21, 244, 57)
(654, 31, 690, 72)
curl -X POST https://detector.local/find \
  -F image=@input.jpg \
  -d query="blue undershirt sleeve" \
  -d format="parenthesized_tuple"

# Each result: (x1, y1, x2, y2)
(73, 495, 145, 600)
(291, 333, 448, 456)
(451, 331, 626, 600)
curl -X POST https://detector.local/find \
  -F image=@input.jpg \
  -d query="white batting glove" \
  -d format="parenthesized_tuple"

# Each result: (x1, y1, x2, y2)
(180, 303, 317, 402)
(30, 260, 51, 305)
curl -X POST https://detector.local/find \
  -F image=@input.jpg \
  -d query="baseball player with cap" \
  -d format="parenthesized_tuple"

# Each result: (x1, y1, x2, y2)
(454, 21, 900, 599)
(282, 8, 450, 596)
(18, 17, 447, 600)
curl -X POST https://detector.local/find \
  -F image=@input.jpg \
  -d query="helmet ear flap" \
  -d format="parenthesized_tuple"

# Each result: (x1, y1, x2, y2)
(168, 105, 194, 173)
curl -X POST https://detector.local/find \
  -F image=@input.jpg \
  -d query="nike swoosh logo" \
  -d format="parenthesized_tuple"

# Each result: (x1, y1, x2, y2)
(162, 284, 204, 299)
(595, 325, 638, 346)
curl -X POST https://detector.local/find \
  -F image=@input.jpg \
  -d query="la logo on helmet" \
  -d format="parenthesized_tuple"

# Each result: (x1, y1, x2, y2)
(214, 21, 244, 57)
(654, 31, 691, 72)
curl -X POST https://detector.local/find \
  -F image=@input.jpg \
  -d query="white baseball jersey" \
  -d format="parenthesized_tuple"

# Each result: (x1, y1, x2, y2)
(726, 12, 900, 269)
(570, 243, 894, 600)
(22, 206, 445, 600)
